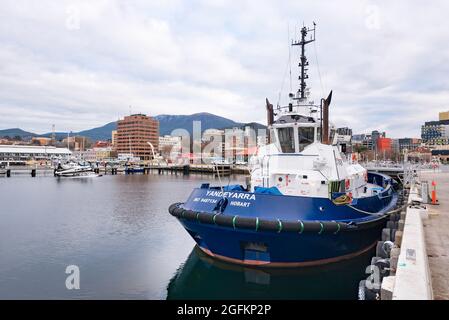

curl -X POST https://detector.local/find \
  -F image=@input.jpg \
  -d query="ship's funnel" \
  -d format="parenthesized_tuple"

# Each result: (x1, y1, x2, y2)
(266, 98, 274, 126)
(322, 90, 332, 144)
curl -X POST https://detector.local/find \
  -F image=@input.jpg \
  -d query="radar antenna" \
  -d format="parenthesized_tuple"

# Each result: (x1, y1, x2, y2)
(292, 22, 316, 101)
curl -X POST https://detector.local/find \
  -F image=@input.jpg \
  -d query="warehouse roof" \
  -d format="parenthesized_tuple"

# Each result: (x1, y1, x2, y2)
(0, 144, 71, 155)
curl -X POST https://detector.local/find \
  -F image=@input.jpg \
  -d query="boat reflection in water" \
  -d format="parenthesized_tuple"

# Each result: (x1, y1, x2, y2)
(166, 246, 373, 300)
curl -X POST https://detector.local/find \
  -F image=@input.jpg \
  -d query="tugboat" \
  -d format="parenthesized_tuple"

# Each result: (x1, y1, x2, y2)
(169, 24, 398, 267)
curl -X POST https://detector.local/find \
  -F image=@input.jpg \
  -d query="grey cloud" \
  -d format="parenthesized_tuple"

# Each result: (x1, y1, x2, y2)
(0, 0, 447, 137)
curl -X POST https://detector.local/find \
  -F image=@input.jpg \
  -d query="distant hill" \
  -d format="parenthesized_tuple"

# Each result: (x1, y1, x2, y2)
(0, 128, 36, 139)
(0, 113, 266, 142)
(78, 121, 117, 141)
(155, 112, 243, 136)
(36, 121, 118, 141)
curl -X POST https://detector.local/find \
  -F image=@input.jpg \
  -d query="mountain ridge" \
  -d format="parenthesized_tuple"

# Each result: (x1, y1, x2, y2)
(0, 113, 266, 141)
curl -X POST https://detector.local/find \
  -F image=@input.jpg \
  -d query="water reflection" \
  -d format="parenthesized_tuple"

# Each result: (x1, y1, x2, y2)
(167, 246, 373, 300)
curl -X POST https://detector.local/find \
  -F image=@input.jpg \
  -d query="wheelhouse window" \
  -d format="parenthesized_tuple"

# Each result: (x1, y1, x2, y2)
(277, 127, 295, 153)
(298, 127, 315, 152)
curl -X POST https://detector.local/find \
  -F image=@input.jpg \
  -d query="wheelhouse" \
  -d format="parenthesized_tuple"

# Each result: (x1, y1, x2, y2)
(271, 114, 320, 153)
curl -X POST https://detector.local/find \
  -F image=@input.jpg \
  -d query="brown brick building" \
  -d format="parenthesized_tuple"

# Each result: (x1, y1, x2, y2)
(116, 114, 159, 160)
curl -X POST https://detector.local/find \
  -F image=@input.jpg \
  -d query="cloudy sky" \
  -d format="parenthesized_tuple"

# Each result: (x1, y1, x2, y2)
(1, 0, 448, 137)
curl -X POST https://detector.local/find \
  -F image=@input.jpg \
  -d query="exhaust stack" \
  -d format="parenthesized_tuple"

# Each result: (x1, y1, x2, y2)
(322, 90, 332, 144)
(266, 98, 274, 126)
(266, 98, 274, 144)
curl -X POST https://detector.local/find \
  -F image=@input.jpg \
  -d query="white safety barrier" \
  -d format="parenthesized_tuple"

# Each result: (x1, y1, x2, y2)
(392, 183, 433, 300)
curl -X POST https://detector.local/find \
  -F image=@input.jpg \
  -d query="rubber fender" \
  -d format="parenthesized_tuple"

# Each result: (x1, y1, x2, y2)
(213, 214, 234, 227)
(389, 213, 400, 222)
(321, 221, 343, 234)
(386, 221, 398, 229)
(172, 206, 185, 217)
(183, 210, 197, 220)
(234, 216, 257, 230)
(371, 256, 382, 265)
(281, 220, 303, 232)
(381, 241, 394, 258)
(197, 212, 215, 224)
(168, 203, 183, 216)
(358, 280, 366, 300)
(374, 258, 390, 271)
(376, 241, 390, 259)
(358, 279, 379, 300)
(374, 258, 391, 279)
(258, 219, 281, 232)
(382, 228, 393, 241)
(302, 221, 323, 233)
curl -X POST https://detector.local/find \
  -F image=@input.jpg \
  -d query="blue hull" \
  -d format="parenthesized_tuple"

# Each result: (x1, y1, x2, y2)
(179, 218, 385, 267)
(171, 173, 398, 267)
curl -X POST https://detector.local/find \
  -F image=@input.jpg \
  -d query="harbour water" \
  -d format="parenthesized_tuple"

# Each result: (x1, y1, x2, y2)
(0, 174, 373, 299)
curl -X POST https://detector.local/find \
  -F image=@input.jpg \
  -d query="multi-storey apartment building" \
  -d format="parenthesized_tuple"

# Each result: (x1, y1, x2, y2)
(116, 114, 159, 160)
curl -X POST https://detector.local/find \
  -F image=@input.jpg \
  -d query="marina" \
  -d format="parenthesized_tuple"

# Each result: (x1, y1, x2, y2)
(1, 167, 447, 299)
(0, 174, 370, 299)
(1, 1, 449, 306)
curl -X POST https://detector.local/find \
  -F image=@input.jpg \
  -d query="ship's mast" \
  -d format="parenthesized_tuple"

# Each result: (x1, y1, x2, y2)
(292, 23, 316, 101)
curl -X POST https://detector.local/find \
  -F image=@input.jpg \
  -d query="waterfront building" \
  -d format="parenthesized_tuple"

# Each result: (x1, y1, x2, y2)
(111, 130, 117, 148)
(377, 137, 392, 153)
(117, 153, 140, 162)
(224, 127, 246, 163)
(0, 145, 71, 161)
(398, 138, 422, 153)
(421, 111, 449, 146)
(93, 147, 116, 160)
(391, 139, 400, 154)
(440, 111, 449, 121)
(336, 127, 353, 136)
(73, 147, 117, 162)
(201, 129, 225, 161)
(73, 149, 96, 162)
(116, 114, 159, 160)
(431, 148, 449, 163)
(159, 135, 182, 160)
(94, 141, 110, 148)
(371, 130, 385, 151)
(31, 137, 52, 146)
(352, 134, 374, 150)
(159, 135, 182, 152)
(62, 136, 88, 151)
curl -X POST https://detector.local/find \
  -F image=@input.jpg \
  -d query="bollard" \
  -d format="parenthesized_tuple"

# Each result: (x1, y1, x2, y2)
(6, 169, 11, 177)
(398, 219, 405, 231)
(381, 276, 395, 300)
(31, 169, 36, 177)
(389, 247, 401, 275)
(381, 228, 396, 242)
(431, 180, 438, 205)
(394, 231, 403, 246)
